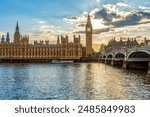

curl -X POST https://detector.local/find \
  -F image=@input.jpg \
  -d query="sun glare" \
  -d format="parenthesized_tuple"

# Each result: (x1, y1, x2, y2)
(92, 19, 107, 29)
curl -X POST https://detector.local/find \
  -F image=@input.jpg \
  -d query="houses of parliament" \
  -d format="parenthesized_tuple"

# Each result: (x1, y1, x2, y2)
(0, 15, 93, 62)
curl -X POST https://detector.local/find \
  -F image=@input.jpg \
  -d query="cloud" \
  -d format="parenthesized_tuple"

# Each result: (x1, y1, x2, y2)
(94, 5, 150, 27)
(39, 25, 54, 32)
(38, 21, 46, 24)
(32, 19, 66, 38)
(0, 32, 5, 36)
(94, 0, 100, 3)
(95, 5, 118, 23)
(64, 16, 78, 21)
(139, 6, 149, 10)
(93, 28, 110, 34)
(29, 33, 57, 44)
(112, 10, 150, 27)
(64, 9, 111, 34)
(99, 23, 150, 43)
(117, 2, 128, 7)
(145, 10, 150, 13)
(64, 3, 150, 37)
(27, 19, 68, 43)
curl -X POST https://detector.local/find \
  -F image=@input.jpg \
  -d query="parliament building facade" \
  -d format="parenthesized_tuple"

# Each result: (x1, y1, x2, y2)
(0, 16, 93, 62)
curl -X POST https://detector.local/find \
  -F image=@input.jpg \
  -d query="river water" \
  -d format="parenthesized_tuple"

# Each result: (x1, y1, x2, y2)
(0, 63, 150, 100)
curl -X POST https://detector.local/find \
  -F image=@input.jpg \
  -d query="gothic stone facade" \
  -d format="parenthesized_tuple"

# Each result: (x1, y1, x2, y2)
(0, 23, 83, 60)
(99, 38, 140, 54)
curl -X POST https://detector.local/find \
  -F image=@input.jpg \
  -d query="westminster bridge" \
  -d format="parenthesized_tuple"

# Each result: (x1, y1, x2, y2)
(99, 46, 150, 77)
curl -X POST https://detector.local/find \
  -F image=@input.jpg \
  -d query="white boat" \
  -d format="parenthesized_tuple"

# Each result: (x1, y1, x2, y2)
(51, 60, 74, 64)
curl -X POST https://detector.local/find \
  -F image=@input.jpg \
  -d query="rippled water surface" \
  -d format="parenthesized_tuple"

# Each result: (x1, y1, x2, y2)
(0, 63, 150, 100)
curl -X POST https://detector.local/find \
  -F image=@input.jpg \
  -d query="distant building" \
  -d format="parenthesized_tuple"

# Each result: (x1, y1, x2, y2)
(144, 37, 150, 47)
(99, 37, 139, 53)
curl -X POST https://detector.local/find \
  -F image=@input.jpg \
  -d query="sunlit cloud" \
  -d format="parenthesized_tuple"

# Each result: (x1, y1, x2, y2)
(38, 21, 46, 24)
(94, 0, 100, 3)
(97, 22, 150, 43)
(0, 32, 5, 36)
(103, 4, 118, 13)
(92, 19, 108, 29)
(64, 2, 150, 37)
(116, 2, 129, 7)
(139, 6, 149, 10)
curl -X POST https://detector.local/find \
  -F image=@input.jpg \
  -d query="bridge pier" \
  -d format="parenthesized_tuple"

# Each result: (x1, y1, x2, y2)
(122, 60, 127, 69)
(111, 59, 114, 66)
(146, 62, 150, 78)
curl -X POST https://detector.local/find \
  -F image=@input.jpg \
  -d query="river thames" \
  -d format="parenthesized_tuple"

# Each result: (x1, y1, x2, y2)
(0, 63, 150, 100)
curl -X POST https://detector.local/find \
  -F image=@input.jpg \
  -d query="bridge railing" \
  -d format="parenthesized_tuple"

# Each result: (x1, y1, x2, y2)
(114, 58, 124, 61)
(128, 58, 150, 62)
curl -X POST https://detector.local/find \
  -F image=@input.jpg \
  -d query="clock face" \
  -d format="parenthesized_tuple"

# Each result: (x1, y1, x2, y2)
(87, 27, 91, 32)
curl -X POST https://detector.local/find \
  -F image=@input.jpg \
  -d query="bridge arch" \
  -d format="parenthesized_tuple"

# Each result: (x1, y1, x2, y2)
(103, 55, 106, 58)
(128, 50, 150, 58)
(107, 54, 113, 58)
(127, 50, 150, 70)
(115, 53, 125, 58)
(99, 55, 102, 59)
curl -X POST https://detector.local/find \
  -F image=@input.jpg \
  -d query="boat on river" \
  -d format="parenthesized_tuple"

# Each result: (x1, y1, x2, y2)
(51, 60, 74, 64)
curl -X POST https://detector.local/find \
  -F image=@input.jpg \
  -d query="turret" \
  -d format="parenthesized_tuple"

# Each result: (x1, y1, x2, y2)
(6, 32, 10, 43)
(16, 21, 19, 33)
(74, 35, 80, 44)
(120, 37, 122, 42)
(134, 37, 137, 42)
(57, 35, 60, 44)
(34, 40, 38, 45)
(20, 35, 29, 46)
(66, 35, 68, 42)
(74, 35, 75, 40)
(61, 35, 68, 45)
(1, 35, 5, 43)
(45, 40, 49, 45)
(40, 40, 44, 45)
(127, 37, 130, 41)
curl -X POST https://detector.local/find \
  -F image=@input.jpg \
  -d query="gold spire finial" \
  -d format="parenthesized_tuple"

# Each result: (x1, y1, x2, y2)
(87, 14, 91, 21)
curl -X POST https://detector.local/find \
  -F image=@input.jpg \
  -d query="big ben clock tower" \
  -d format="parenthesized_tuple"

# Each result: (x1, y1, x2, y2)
(86, 15, 93, 56)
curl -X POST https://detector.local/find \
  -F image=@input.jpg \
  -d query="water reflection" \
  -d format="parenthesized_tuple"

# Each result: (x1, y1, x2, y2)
(0, 63, 150, 100)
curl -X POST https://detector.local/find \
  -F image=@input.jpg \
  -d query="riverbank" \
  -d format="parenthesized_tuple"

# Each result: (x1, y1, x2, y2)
(0, 57, 99, 63)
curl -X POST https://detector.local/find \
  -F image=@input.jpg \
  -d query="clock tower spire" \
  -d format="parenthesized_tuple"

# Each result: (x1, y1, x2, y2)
(86, 15, 93, 56)
(14, 21, 21, 44)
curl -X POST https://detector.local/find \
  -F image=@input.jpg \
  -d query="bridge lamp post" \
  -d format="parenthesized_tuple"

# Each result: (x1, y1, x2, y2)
(111, 49, 115, 66)
(123, 43, 128, 69)
(104, 48, 107, 70)
(146, 62, 150, 79)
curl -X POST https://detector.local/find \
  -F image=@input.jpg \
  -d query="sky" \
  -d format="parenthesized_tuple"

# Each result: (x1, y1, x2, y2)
(0, 0, 150, 50)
